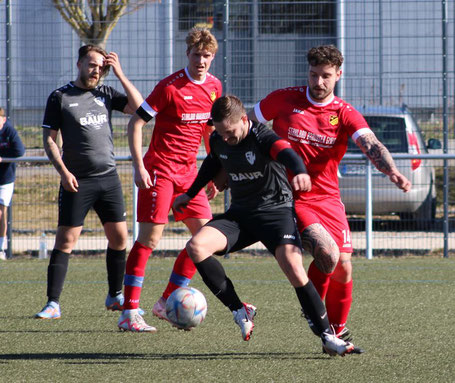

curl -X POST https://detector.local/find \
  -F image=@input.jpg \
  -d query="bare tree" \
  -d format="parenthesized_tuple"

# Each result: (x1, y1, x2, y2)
(52, 0, 159, 48)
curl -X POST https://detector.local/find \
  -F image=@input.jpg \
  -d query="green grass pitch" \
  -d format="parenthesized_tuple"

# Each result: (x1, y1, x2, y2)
(1, 255, 454, 382)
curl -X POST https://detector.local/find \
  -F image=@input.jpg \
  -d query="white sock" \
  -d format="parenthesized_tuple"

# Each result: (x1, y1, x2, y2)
(0, 237, 6, 251)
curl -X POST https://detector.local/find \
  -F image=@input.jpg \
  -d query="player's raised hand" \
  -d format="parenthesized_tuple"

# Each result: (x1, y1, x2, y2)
(173, 194, 192, 213)
(104, 52, 124, 78)
(291, 173, 312, 192)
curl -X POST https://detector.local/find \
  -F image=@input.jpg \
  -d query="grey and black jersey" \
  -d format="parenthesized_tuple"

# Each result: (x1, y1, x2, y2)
(42, 82, 128, 178)
(188, 121, 306, 211)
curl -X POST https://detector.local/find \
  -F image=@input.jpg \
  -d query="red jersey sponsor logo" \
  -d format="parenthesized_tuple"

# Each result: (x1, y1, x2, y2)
(181, 112, 211, 123)
(287, 127, 336, 148)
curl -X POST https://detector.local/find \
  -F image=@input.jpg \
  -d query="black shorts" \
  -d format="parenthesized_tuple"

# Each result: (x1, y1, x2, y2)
(58, 172, 126, 227)
(206, 205, 302, 255)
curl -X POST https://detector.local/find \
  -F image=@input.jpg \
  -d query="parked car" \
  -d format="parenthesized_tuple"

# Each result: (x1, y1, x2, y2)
(338, 105, 441, 227)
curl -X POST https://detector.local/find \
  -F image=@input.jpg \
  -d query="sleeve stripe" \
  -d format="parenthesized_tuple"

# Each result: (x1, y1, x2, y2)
(254, 102, 268, 123)
(270, 139, 291, 160)
(352, 127, 373, 142)
(140, 100, 158, 118)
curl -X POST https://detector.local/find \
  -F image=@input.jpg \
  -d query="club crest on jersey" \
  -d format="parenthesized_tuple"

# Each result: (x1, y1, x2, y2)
(329, 115, 339, 126)
(245, 151, 256, 165)
(210, 91, 217, 101)
(94, 97, 105, 107)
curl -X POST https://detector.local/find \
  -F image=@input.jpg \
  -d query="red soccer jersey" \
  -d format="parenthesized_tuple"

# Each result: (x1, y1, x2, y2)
(141, 68, 222, 175)
(254, 86, 371, 199)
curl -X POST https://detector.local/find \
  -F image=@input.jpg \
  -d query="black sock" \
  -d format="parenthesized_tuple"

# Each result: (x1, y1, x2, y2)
(195, 256, 243, 311)
(295, 281, 330, 336)
(106, 247, 126, 297)
(47, 249, 71, 303)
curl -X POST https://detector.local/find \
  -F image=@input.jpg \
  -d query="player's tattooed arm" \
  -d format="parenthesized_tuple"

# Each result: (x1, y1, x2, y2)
(356, 132, 412, 192)
(301, 223, 339, 273)
(356, 132, 396, 175)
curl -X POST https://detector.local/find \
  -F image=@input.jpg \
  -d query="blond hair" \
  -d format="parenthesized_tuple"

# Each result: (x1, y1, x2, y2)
(186, 28, 218, 54)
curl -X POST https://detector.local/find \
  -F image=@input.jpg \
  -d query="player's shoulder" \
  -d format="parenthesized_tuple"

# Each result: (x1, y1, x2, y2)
(159, 69, 187, 89)
(332, 97, 353, 110)
(250, 121, 275, 139)
(206, 72, 222, 85)
(47, 82, 73, 103)
(267, 86, 306, 101)
(51, 82, 73, 96)
(333, 97, 363, 116)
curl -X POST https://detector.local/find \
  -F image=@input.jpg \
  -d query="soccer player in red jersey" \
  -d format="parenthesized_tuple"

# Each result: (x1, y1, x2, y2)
(118, 28, 222, 332)
(248, 45, 411, 350)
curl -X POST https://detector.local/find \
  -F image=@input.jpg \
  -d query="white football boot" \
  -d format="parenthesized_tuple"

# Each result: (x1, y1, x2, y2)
(118, 309, 156, 332)
(321, 329, 355, 356)
(233, 302, 257, 341)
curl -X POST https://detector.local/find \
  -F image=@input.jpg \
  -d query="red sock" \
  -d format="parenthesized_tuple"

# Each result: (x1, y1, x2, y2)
(162, 248, 196, 299)
(123, 241, 153, 310)
(308, 261, 332, 300)
(325, 279, 353, 335)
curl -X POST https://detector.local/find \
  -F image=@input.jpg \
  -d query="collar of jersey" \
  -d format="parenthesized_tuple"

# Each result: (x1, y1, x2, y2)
(306, 87, 334, 107)
(185, 67, 207, 84)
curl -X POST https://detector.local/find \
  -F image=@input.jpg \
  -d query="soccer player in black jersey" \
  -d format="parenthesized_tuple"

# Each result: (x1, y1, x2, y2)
(35, 45, 143, 319)
(172, 95, 355, 356)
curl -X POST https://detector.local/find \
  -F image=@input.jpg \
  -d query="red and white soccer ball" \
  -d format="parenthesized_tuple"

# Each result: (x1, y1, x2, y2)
(165, 287, 208, 329)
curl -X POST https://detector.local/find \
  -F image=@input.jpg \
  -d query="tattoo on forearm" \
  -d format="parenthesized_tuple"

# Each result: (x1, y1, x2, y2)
(357, 133, 395, 175)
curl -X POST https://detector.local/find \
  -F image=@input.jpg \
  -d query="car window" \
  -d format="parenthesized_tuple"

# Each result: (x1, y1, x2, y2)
(347, 116, 408, 153)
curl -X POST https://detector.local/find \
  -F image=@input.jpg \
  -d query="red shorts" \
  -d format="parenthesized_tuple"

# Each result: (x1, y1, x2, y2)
(137, 168, 212, 224)
(294, 196, 353, 253)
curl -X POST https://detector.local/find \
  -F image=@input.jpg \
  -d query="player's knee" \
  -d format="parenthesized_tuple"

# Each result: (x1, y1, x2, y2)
(333, 256, 352, 281)
(137, 230, 161, 250)
(314, 245, 340, 273)
(186, 237, 209, 263)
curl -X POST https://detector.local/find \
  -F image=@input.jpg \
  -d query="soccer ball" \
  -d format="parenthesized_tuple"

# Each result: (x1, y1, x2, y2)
(165, 287, 207, 329)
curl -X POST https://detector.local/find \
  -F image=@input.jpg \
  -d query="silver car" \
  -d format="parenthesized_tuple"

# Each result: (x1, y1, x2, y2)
(338, 106, 441, 227)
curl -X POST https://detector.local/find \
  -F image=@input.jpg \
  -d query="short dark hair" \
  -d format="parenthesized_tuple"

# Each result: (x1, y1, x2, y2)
(307, 45, 344, 69)
(211, 95, 246, 123)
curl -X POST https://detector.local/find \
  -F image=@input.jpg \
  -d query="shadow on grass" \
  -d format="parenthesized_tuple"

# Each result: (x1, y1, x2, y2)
(0, 351, 326, 362)
(0, 329, 117, 333)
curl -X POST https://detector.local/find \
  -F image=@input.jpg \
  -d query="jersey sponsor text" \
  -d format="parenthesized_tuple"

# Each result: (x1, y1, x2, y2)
(229, 171, 264, 181)
(80, 113, 107, 128)
(288, 127, 336, 148)
(181, 112, 211, 123)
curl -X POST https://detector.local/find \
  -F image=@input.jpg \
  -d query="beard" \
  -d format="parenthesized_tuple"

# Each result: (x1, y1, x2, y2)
(309, 86, 332, 101)
(79, 71, 100, 89)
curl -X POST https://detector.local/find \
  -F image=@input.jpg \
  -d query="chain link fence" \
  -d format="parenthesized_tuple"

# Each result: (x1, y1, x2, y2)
(0, 0, 454, 256)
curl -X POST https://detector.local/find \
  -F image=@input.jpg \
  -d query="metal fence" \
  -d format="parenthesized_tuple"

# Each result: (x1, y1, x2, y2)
(1, 0, 454, 257)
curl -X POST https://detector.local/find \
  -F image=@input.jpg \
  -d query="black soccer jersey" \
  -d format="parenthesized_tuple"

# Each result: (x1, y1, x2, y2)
(187, 121, 304, 210)
(42, 82, 128, 178)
